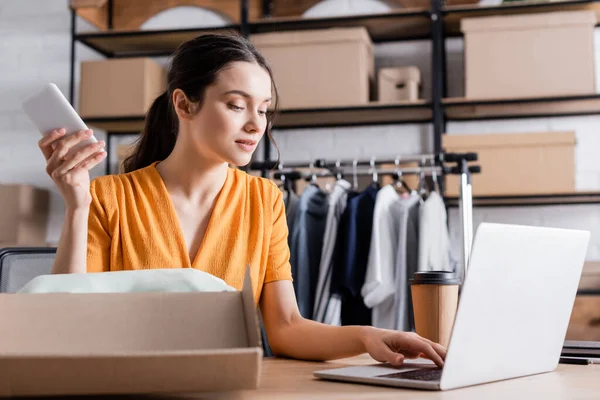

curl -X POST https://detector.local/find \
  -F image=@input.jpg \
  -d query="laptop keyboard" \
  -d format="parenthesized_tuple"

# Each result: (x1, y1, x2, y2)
(377, 368, 443, 381)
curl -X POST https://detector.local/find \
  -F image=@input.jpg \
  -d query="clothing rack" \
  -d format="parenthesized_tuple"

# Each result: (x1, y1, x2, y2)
(250, 152, 480, 282)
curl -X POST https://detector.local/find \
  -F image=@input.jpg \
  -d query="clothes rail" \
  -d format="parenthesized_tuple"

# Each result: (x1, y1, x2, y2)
(249, 152, 480, 284)
(249, 152, 478, 171)
(272, 165, 480, 178)
(274, 166, 443, 178)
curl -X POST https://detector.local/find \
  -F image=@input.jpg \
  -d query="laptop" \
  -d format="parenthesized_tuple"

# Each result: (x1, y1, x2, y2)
(314, 222, 590, 391)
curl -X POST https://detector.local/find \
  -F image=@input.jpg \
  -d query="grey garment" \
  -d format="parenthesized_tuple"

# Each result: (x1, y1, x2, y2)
(394, 194, 421, 331)
(313, 180, 351, 323)
(324, 294, 342, 326)
(289, 185, 328, 320)
(362, 185, 405, 330)
(285, 189, 301, 236)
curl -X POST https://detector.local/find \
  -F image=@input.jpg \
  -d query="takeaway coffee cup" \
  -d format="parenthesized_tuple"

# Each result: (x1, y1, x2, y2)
(410, 271, 461, 348)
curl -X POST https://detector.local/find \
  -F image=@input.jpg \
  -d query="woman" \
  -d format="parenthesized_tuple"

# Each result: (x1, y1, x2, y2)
(38, 33, 446, 368)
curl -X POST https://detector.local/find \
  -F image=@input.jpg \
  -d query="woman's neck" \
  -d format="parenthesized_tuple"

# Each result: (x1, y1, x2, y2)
(156, 149, 229, 205)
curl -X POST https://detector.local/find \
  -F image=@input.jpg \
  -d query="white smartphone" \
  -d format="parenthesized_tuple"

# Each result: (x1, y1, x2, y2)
(22, 83, 102, 155)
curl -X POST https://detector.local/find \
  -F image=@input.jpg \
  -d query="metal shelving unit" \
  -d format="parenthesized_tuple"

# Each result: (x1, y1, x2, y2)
(445, 192, 600, 208)
(249, 9, 432, 41)
(75, 25, 241, 58)
(444, 94, 600, 121)
(68, 0, 600, 206)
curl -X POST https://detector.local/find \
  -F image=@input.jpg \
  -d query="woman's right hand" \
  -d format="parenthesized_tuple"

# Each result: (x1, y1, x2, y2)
(39, 128, 106, 211)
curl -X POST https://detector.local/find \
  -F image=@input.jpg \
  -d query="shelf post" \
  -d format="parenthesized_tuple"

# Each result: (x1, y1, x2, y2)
(459, 158, 474, 281)
(241, 0, 249, 37)
(105, 132, 113, 175)
(107, 0, 114, 30)
(262, 0, 273, 18)
(431, 0, 446, 155)
(69, 7, 76, 105)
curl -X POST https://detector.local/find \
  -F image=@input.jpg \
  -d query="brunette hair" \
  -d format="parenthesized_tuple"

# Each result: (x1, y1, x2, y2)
(123, 32, 279, 173)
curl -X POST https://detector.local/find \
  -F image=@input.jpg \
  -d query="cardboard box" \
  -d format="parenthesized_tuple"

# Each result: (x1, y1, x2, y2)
(378, 66, 420, 103)
(252, 27, 374, 109)
(580, 261, 600, 292)
(79, 58, 167, 117)
(0, 184, 49, 247)
(461, 11, 597, 99)
(0, 270, 262, 396)
(443, 132, 576, 196)
(566, 295, 600, 341)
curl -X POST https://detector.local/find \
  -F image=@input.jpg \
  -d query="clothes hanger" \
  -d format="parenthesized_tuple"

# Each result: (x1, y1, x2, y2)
(393, 156, 412, 194)
(370, 157, 380, 189)
(309, 161, 318, 187)
(335, 159, 343, 181)
(352, 159, 359, 191)
(418, 157, 430, 200)
(276, 162, 289, 195)
(431, 162, 441, 194)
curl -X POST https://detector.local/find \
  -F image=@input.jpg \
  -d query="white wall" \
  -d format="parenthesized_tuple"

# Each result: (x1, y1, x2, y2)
(1, 0, 600, 261)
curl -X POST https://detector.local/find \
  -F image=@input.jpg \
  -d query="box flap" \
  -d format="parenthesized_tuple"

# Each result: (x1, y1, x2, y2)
(461, 10, 597, 33)
(241, 265, 262, 349)
(443, 132, 576, 149)
(379, 67, 421, 84)
(252, 27, 372, 48)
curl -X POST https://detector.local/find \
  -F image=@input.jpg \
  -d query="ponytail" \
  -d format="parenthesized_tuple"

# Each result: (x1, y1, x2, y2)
(122, 91, 178, 173)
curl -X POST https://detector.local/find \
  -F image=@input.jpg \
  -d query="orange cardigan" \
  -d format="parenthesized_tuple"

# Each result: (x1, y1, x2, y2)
(87, 162, 293, 304)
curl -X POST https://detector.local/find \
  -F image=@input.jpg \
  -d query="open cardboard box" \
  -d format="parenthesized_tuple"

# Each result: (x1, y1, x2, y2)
(0, 270, 262, 396)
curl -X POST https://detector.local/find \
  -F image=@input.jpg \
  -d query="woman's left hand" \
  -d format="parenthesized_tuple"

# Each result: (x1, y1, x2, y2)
(361, 327, 447, 368)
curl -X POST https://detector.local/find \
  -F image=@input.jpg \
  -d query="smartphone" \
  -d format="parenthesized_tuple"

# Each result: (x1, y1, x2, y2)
(22, 83, 102, 155)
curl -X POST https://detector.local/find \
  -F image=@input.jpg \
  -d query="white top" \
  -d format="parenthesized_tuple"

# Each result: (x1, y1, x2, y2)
(313, 180, 352, 323)
(362, 185, 404, 328)
(418, 191, 453, 272)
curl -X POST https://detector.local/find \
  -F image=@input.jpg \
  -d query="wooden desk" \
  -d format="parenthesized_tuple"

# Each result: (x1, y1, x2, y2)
(201, 355, 600, 400)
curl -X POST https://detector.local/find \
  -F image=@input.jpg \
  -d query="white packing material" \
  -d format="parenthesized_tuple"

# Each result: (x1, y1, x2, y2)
(19, 268, 236, 294)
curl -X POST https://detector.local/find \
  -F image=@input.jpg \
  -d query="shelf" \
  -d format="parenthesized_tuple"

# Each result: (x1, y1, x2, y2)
(273, 101, 432, 129)
(443, 94, 600, 121)
(84, 116, 145, 133)
(84, 101, 433, 133)
(443, 0, 600, 37)
(249, 9, 431, 42)
(75, 25, 241, 57)
(445, 192, 600, 207)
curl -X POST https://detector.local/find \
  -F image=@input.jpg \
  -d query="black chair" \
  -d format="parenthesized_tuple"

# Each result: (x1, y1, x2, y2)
(0, 247, 56, 293)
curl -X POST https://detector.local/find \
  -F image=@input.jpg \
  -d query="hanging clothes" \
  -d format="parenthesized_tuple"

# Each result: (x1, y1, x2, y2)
(285, 187, 300, 235)
(313, 179, 352, 323)
(330, 185, 378, 327)
(418, 191, 453, 272)
(322, 191, 358, 327)
(361, 185, 405, 330)
(394, 194, 421, 331)
(289, 185, 328, 320)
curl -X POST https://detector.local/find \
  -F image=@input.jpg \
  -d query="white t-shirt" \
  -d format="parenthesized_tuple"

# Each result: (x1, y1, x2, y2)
(418, 191, 453, 272)
(361, 185, 405, 329)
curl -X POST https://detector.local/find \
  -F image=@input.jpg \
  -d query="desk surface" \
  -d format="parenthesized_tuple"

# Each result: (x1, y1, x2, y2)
(204, 355, 600, 400)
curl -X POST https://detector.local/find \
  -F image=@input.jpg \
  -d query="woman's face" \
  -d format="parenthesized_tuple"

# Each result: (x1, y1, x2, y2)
(176, 61, 272, 167)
